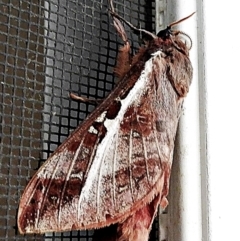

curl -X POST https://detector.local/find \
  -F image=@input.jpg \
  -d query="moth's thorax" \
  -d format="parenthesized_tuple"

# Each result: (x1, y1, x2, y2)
(148, 36, 190, 57)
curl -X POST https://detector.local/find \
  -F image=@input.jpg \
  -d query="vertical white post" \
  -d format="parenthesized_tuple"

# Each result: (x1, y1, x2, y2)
(202, 1, 240, 240)
(156, 1, 202, 241)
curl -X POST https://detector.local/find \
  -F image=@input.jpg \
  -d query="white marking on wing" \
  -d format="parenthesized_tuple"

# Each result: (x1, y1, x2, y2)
(142, 136, 150, 183)
(96, 144, 108, 216)
(153, 129, 163, 169)
(70, 173, 83, 179)
(95, 111, 107, 123)
(112, 130, 119, 209)
(36, 154, 61, 229)
(77, 53, 161, 221)
(88, 125, 98, 134)
(58, 139, 84, 225)
(77, 130, 101, 221)
(128, 129, 134, 202)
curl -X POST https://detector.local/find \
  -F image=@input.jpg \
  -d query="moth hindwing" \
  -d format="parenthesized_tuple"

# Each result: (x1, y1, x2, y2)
(18, 1, 193, 239)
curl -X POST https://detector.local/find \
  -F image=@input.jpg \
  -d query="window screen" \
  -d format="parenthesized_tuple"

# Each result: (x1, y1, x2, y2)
(0, 0, 158, 240)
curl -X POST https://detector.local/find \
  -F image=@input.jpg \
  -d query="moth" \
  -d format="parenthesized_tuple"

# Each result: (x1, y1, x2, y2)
(18, 1, 194, 240)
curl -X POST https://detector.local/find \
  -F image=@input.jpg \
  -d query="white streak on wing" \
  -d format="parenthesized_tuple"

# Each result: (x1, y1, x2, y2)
(58, 140, 83, 225)
(112, 130, 118, 209)
(77, 130, 100, 221)
(129, 129, 134, 202)
(88, 125, 98, 134)
(96, 144, 108, 216)
(142, 136, 150, 183)
(71, 173, 83, 179)
(66, 140, 83, 181)
(95, 111, 107, 122)
(77, 53, 162, 220)
(37, 153, 61, 179)
(153, 129, 163, 169)
(35, 154, 61, 229)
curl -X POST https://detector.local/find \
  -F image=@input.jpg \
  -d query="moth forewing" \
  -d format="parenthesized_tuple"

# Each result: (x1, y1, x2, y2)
(18, 1, 193, 238)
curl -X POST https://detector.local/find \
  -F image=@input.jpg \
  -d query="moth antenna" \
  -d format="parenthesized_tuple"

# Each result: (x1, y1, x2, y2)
(108, 0, 115, 14)
(158, 13, 194, 50)
(110, 12, 157, 39)
(172, 30, 193, 49)
(70, 93, 102, 105)
(168, 12, 195, 28)
(108, 0, 157, 39)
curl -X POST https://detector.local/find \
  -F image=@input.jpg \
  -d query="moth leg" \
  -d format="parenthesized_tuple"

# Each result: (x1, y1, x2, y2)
(109, 1, 128, 43)
(69, 92, 102, 105)
(108, 0, 132, 79)
(109, 0, 156, 40)
(113, 22, 132, 80)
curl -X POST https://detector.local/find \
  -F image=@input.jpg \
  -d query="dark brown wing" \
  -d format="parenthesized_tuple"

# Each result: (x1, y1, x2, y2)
(18, 36, 192, 234)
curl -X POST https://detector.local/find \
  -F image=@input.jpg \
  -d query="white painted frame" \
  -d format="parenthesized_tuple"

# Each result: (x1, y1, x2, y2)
(157, 0, 240, 241)
(156, 0, 201, 240)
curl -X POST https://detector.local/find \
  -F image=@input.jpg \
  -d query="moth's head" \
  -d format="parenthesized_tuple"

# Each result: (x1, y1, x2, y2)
(154, 12, 195, 52)
(156, 26, 172, 39)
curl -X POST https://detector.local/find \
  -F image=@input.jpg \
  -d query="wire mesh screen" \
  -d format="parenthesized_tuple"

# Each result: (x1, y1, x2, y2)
(0, 0, 157, 240)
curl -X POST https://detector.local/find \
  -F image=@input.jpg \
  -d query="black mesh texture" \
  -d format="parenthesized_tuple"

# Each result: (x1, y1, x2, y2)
(0, 0, 157, 240)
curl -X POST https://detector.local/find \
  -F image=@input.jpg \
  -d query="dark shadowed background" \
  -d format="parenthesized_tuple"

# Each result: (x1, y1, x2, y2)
(0, 0, 159, 240)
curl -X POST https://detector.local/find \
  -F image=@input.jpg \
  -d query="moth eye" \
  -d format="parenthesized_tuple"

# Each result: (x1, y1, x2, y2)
(106, 99, 121, 119)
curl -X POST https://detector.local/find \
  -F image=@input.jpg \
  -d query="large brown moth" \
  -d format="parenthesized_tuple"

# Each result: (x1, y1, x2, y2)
(18, 0, 194, 240)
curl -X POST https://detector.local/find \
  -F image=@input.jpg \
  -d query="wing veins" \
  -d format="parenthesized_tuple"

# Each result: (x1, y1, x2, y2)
(142, 136, 150, 184)
(112, 131, 118, 210)
(77, 132, 101, 221)
(36, 155, 61, 229)
(58, 138, 84, 225)
(96, 141, 108, 216)
(153, 128, 163, 169)
(128, 129, 134, 202)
